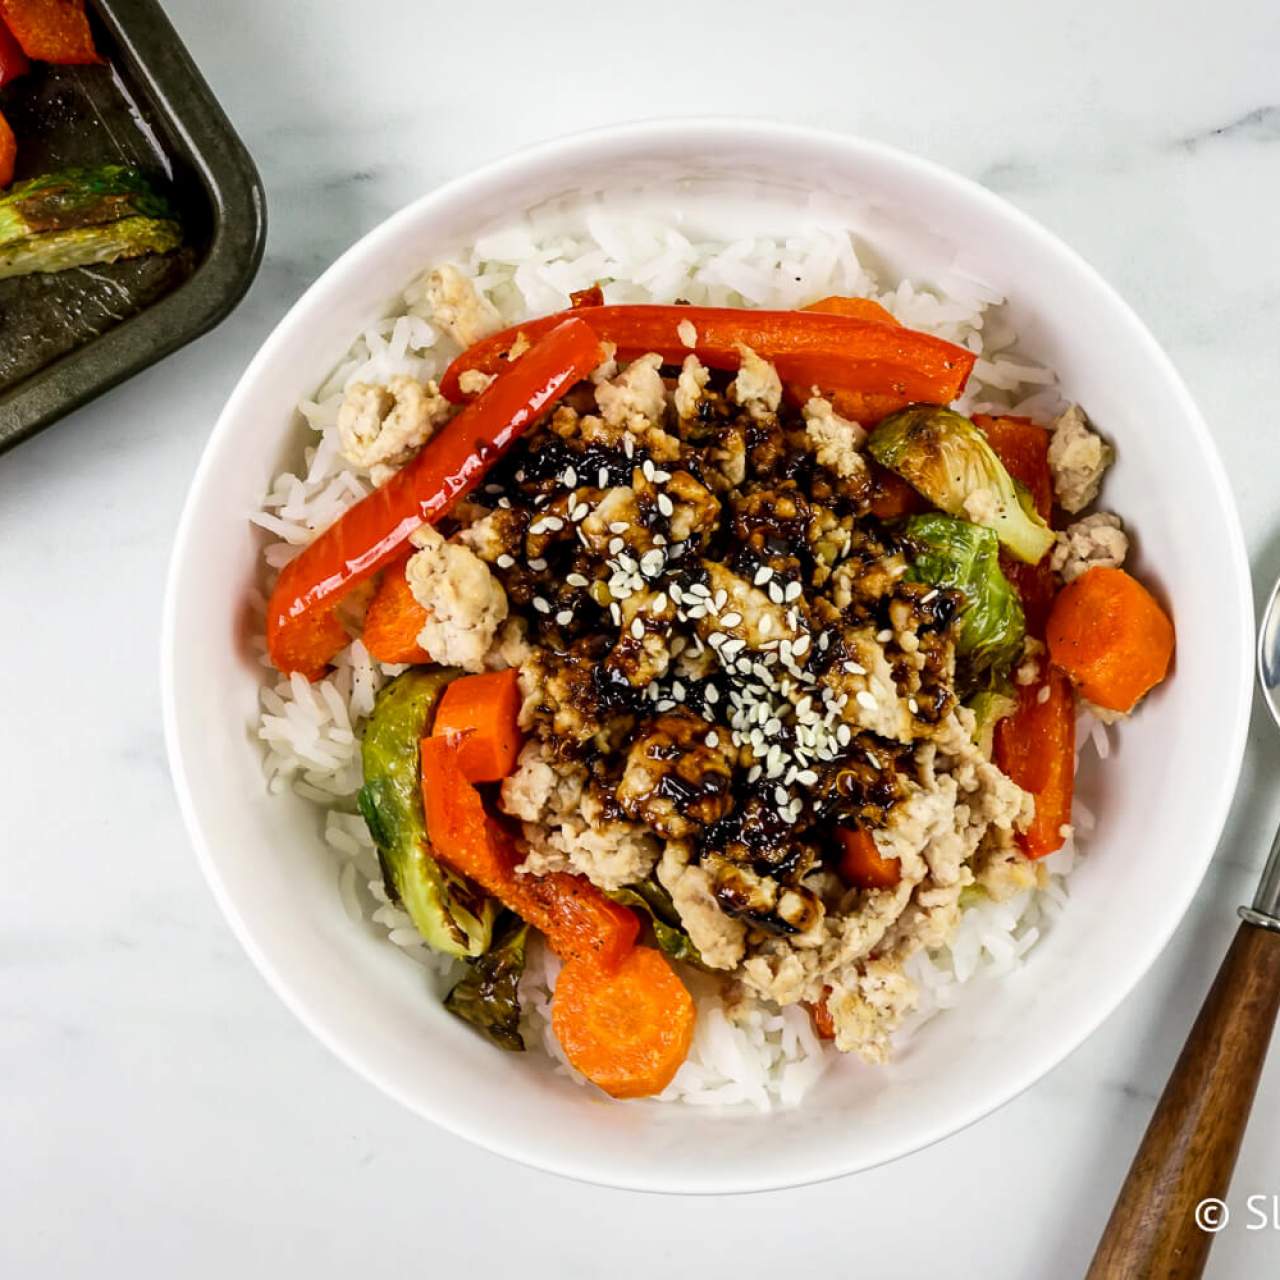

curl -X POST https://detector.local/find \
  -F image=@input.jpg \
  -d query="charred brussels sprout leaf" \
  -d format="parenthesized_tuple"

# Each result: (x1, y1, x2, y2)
(444, 913, 528, 1052)
(904, 514, 1026, 683)
(359, 669, 497, 959)
(869, 405, 1055, 564)
(607, 880, 703, 967)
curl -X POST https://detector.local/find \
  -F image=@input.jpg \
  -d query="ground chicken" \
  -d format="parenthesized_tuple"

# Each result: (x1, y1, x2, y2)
(658, 842, 747, 970)
(1048, 404, 1114, 513)
(803, 396, 867, 480)
(336, 375, 451, 469)
(1051, 512, 1129, 582)
(730, 345, 782, 418)
(673, 353, 711, 421)
(405, 526, 507, 672)
(424, 264, 501, 348)
(594, 353, 667, 429)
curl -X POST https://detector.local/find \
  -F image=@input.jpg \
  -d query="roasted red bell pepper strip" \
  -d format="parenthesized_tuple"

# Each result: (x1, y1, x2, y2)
(440, 305, 975, 423)
(0, 109, 15, 189)
(0, 16, 30, 86)
(420, 736, 639, 970)
(975, 414, 1057, 634)
(0, 0, 100, 64)
(267, 316, 603, 679)
(994, 666, 1076, 858)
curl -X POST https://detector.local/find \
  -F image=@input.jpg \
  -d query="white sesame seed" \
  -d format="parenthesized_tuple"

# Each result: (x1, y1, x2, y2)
(640, 550, 665, 577)
(498, 497, 511, 509)
(609, 537, 625, 554)
(759, 614, 774, 636)
(793, 634, 811, 656)
(630, 618, 645, 640)
(877, 629, 893, 643)
(657, 493, 674, 517)
(722, 637, 746, 657)
(690, 582, 710, 598)
(566, 573, 588, 588)
(653, 468, 672, 483)
(836, 724, 852, 746)
(774, 785, 789, 806)
(686, 603, 707, 620)
(543, 516, 564, 532)
(1036, 685, 1051, 705)
(818, 632, 831, 651)
(908, 697, 920, 713)
(599, 467, 610, 488)
(768, 582, 784, 604)
(856, 690, 878, 711)
(609, 521, 628, 534)
(843, 660, 866, 675)
(705, 685, 719, 704)
(720, 611, 743, 628)
(610, 603, 622, 625)
(866, 751, 881, 769)
(533, 597, 551, 614)
(571, 503, 590, 522)
(784, 580, 803, 602)
(527, 558, 548, 571)
(646, 593, 665, 615)
(484, 483, 504, 495)
(754, 565, 773, 586)
(748, 765, 762, 784)
(705, 730, 719, 748)
(708, 632, 725, 648)
(714, 590, 728, 610)
(623, 436, 635, 458)
(555, 609, 573, 625)
(496, 554, 515, 568)
(642, 459, 656, 482)
(562, 466, 577, 488)
(921, 589, 938, 604)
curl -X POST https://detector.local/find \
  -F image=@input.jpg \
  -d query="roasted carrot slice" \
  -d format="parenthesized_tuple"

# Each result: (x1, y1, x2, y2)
(0, 0, 100, 64)
(995, 667, 1076, 858)
(552, 946, 695, 1098)
(361, 553, 430, 664)
(809, 987, 837, 1041)
(1046, 566, 1174, 713)
(835, 826, 901, 889)
(419, 735, 639, 969)
(432, 669, 522, 783)
(802, 295, 900, 326)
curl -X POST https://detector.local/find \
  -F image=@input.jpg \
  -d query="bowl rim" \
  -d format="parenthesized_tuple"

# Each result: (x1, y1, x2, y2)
(161, 116, 1255, 1194)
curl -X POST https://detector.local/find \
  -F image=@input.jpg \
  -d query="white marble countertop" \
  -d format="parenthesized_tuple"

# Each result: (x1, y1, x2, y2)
(4, 1, 1280, 1274)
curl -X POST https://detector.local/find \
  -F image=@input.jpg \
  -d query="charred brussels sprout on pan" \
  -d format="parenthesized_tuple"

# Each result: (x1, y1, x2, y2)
(869, 405, 1055, 565)
(445, 913, 529, 1051)
(358, 669, 497, 958)
(904, 513, 1026, 683)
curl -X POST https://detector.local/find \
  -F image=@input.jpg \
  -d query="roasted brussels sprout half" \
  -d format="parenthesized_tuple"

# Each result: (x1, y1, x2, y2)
(358, 669, 497, 958)
(904, 513, 1026, 682)
(445, 913, 529, 1051)
(869, 405, 1055, 564)
(967, 689, 1019, 758)
(0, 165, 182, 279)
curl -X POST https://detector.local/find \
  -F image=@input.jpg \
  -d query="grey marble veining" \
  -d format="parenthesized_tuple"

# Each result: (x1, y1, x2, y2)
(3, 0, 1279, 1275)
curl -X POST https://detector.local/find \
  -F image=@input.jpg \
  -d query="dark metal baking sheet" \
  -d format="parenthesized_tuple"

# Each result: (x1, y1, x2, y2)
(0, 0, 265, 454)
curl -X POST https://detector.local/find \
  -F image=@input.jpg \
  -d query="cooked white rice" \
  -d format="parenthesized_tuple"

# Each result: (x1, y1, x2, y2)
(251, 194, 1099, 1111)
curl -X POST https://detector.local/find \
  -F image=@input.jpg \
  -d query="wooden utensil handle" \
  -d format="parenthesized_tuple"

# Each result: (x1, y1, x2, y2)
(1087, 921, 1280, 1280)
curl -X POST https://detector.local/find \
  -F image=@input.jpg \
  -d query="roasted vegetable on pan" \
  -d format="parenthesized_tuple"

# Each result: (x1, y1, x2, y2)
(903, 513, 1026, 684)
(606, 880, 703, 967)
(0, 165, 181, 278)
(358, 669, 498, 959)
(869, 405, 1055, 565)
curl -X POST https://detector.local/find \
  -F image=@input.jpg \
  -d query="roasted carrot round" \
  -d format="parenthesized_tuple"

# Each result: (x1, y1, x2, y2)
(552, 946, 695, 1099)
(432, 668, 522, 782)
(1046, 565, 1174, 713)
(362, 554, 430, 664)
(802, 295, 900, 327)
(835, 826, 901, 890)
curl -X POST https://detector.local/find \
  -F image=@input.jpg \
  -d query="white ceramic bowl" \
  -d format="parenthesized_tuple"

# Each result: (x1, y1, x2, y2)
(162, 120, 1253, 1193)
